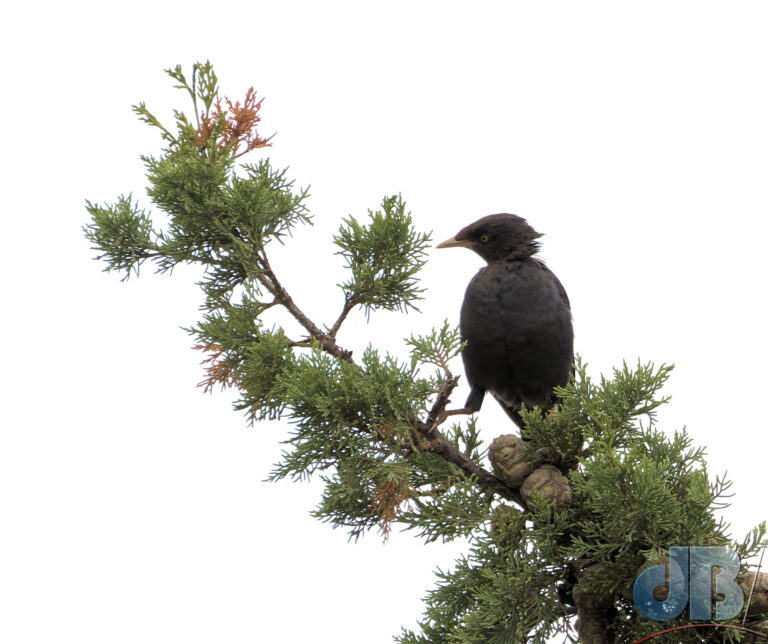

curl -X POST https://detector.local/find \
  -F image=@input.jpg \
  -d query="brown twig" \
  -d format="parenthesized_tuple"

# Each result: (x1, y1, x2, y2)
(251, 254, 353, 362)
(425, 375, 460, 427)
(434, 347, 453, 380)
(413, 374, 527, 508)
(416, 417, 526, 507)
(327, 295, 359, 339)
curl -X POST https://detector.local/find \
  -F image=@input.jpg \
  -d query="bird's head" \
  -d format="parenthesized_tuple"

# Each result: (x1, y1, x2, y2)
(436, 214, 542, 262)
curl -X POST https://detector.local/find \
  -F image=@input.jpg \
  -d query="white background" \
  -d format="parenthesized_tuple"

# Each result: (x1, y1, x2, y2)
(2, 2, 767, 642)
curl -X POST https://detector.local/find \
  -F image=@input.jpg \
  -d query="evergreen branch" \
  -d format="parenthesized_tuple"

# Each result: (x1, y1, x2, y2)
(131, 103, 177, 144)
(143, 247, 223, 267)
(334, 195, 431, 315)
(255, 247, 526, 508)
(262, 259, 526, 509)
(406, 321, 465, 376)
(252, 245, 522, 510)
(83, 195, 158, 277)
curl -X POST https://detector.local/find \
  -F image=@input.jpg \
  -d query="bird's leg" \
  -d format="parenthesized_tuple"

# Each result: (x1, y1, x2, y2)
(465, 387, 485, 412)
(435, 387, 485, 426)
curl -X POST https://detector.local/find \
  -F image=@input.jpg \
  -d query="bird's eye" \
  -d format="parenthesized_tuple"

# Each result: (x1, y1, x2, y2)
(480, 234, 489, 243)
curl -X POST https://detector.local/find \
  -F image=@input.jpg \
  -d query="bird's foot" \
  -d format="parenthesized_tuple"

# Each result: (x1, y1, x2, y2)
(435, 406, 474, 427)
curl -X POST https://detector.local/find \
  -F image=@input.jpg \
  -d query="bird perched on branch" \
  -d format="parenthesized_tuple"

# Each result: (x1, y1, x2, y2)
(437, 214, 573, 429)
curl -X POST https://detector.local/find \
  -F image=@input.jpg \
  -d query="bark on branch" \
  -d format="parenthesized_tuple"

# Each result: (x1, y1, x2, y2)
(413, 375, 526, 508)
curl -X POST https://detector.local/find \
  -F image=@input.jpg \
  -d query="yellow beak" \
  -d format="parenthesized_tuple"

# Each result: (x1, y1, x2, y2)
(436, 236, 473, 249)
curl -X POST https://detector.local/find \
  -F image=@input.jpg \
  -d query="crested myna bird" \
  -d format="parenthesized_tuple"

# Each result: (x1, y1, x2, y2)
(437, 214, 573, 429)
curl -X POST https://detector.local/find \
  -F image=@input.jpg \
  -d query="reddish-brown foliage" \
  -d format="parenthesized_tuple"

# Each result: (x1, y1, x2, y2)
(372, 478, 413, 541)
(194, 342, 237, 393)
(196, 87, 274, 158)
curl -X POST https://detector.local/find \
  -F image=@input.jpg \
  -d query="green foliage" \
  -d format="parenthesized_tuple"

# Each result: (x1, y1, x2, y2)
(166, 61, 220, 125)
(85, 62, 307, 309)
(234, 327, 296, 422)
(399, 473, 494, 544)
(142, 147, 233, 243)
(186, 290, 264, 354)
(83, 195, 158, 277)
(406, 319, 465, 376)
(132, 61, 219, 150)
(519, 358, 673, 468)
(280, 345, 433, 442)
(334, 195, 431, 315)
(397, 510, 570, 644)
(86, 62, 768, 644)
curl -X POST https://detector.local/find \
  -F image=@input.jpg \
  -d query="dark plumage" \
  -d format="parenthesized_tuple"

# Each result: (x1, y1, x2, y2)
(437, 214, 573, 428)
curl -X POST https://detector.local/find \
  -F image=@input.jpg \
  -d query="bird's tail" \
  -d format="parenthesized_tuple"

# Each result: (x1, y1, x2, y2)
(497, 399, 525, 429)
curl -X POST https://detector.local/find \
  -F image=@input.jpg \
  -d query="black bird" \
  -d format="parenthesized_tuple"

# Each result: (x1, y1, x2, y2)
(437, 214, 573, 428)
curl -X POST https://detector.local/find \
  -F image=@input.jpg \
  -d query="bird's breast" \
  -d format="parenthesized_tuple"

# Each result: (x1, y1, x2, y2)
(458, 259, 573, 407)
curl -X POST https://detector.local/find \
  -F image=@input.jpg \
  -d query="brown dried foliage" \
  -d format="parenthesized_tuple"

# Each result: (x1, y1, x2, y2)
(194, 342, 237, 393)
(372, 478, 413, 541)
(196, 87, 274, 158)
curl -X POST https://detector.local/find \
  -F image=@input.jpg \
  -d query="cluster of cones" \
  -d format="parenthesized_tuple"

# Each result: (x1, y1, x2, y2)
(488, 434, 571, 510)
(487, 433, 768, 643)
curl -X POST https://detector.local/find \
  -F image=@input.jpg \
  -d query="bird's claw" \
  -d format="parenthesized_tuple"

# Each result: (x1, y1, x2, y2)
(435, 406, 474, 427)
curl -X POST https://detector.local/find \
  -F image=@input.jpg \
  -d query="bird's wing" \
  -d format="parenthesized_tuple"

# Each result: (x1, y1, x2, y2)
(532, 258, 571, 308)
(497, 261, 574, 404)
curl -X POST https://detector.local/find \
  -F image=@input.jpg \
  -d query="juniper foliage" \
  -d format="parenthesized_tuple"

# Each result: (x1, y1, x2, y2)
(85, 63, 767, 643)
